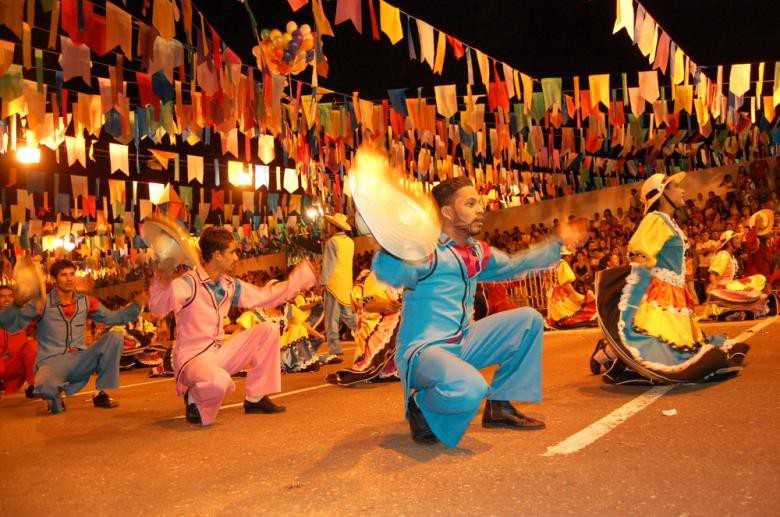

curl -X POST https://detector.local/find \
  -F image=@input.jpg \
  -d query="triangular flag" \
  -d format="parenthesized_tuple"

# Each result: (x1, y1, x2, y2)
(379, 0, 402, 44)
(729, 63, 751, 97)
(613, 0, 634, 40)
(312, 0, 334, 38)
(109, 143, 129, 175)
(335, 0, 361, 33)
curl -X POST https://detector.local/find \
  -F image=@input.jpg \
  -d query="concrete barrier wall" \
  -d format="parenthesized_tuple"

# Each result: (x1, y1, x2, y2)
(482, 157, 779, 234)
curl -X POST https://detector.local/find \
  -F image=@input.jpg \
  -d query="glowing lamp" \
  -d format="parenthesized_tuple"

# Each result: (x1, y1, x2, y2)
(17, 145, 41, 164)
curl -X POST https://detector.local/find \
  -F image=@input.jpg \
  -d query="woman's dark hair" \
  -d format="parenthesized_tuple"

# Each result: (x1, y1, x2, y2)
(199, 226, 234, 262)
(431, 176, 474, 208)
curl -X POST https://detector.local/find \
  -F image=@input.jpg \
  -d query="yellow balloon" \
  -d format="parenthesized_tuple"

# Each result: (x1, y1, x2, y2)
(269, 29, 282, 40)
(286, 21, 298, 33)
(282, 33, 293, 46)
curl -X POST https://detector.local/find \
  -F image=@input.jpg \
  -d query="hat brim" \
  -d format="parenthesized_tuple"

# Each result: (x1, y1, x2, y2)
(141, 216, 200, 268)
(643, 172, 687, 214)
(12, 256, 46, 307)
(749, 209, 774, 236)
(349, 152, 440, 262)
(324, 215, 352, 232)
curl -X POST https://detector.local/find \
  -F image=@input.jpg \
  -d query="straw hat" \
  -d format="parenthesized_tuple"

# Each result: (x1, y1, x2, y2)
(748, 209, 774, 236)
(349, 146, 440, 261)
(323, 213, 352, 232)
(141, 215, 201, 270)
(717, 230, 736, 250)
(639, 172, 686, 214)
(12, 256, 46, 307)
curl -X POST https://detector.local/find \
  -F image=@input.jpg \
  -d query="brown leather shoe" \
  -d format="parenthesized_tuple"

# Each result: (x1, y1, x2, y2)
(92, 391, 119, 409)
(482, 400, 546, 430)
(244, 396, 286, 414)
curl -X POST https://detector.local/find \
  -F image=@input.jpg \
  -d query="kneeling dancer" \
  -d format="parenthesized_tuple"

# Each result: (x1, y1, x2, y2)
(0, 260, 144, 413)
(149, 227, 316, 425)
(373, 177, 585, 447)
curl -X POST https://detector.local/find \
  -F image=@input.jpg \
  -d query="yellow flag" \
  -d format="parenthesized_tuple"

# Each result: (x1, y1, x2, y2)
(379, 1, 403, 45)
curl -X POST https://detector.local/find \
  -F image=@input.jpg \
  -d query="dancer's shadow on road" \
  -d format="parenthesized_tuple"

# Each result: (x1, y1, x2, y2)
(296, 422, 492, 480)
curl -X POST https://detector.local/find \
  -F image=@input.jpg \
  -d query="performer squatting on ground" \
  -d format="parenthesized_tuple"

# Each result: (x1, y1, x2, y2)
(0, 260, 145, 413)
(148, 226, 317, 425)
(372, 176, 587, 447)
(0, 285, 37, 398)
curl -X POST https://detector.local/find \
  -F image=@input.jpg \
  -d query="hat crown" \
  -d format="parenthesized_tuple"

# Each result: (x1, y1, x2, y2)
(640, 174, 666, 205)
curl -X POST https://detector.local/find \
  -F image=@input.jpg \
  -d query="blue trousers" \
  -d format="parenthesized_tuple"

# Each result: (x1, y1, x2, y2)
(410, 307, 544, 448)
(323, 290, 357, 355)
(34, 331, 124, 401)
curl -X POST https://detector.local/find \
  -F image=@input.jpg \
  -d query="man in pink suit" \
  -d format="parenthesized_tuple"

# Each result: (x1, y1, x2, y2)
(149, 226, 317, 425)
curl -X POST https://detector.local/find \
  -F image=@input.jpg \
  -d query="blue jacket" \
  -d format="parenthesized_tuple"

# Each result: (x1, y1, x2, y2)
(373, 232, 561, 398)
(0, 290, 141, 369)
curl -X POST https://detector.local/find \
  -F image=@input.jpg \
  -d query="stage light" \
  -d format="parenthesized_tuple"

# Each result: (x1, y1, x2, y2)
(17, 145, 41, 164)
(305, 207, 319, 220)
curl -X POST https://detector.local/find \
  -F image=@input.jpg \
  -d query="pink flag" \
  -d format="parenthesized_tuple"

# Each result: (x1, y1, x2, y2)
(335, 0, 362, 33)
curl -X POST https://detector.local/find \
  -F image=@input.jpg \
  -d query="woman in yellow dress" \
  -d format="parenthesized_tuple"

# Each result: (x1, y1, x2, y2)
(237, 280, 323, 373)
(327, 270, 401, 386)
(546, 248, 597, 329)
(705, 230, 768, 320)
(591, 173, 749, 384)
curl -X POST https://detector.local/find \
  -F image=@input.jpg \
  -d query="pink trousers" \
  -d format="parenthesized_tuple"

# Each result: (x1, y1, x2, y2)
(177, 323, 281, 425)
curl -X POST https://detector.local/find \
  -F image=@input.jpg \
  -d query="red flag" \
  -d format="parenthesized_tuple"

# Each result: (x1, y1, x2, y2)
(367, 0, 380, 41)
(446, 36, 464, 60)
(288, 0, 309, 11)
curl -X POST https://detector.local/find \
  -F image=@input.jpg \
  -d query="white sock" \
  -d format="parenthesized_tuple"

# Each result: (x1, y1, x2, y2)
(245, 395, 263, 403)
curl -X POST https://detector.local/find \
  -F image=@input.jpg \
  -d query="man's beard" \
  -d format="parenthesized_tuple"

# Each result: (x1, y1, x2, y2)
(457, 219, 482, 236)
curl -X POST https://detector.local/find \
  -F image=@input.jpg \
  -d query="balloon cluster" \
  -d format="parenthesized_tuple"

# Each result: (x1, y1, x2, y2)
(253, 21, 319, 76)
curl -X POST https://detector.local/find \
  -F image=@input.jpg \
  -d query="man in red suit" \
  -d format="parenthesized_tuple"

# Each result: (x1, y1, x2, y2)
(0, 285, 37, 398)
(744, 209, 780, 288)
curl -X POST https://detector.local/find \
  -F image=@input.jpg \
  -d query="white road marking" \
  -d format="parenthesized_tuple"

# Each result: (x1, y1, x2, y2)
(75, 378, 174, 397)
(74, 347, 356, 397)
(171, 383, 335, 419)
(542, 316, 777, 457)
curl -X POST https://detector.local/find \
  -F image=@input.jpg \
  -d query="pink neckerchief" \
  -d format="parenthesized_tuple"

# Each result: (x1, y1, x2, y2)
(451, 241, 490, 278)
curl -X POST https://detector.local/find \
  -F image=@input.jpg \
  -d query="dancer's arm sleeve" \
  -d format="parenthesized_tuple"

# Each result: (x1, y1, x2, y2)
(0, 303, 39, 333)
(148, 275, 195, 316)
(320, 239, 337, 285)
(708, 251, 729, 276)
(88, 297, 142, 326)
(236, 261, 317, 309)
(627, 214, 674, 267)
(557, 261, 576, 284)
(372, 250, 430, 289)
(479, 239, 562, 282)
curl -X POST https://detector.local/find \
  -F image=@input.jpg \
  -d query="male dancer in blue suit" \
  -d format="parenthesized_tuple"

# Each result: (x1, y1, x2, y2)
(373, 176, 586, 447)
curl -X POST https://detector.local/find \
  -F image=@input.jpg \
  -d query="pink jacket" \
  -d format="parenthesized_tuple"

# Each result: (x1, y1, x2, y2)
(149, 261, 317, 372)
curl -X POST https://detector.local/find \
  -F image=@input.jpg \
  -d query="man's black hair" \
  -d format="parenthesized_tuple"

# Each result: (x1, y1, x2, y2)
(199, 226, 234, 262)
(431, 176, 474, 208)
(50, 259, 76, 277)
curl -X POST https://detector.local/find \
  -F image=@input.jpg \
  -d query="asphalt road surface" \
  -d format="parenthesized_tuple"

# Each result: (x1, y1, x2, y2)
(1, 318, 778, 516)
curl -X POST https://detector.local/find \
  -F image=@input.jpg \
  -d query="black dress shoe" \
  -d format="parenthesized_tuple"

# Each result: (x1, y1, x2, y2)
(408, 396, 438, 444)
(482, 400, 546, 430)
(184, 390, 202, 424)
(244, 396, 286, 414)
(25, 385, 38, 399)
(92, 391, 119, 409)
